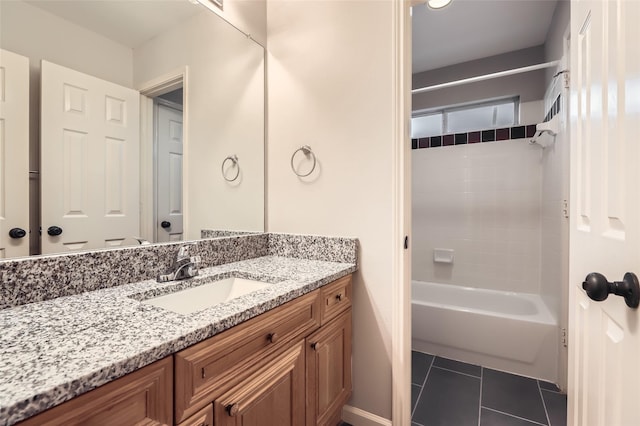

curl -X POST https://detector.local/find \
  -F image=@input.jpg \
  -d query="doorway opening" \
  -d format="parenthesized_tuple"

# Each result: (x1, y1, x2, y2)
(138, 68, 187, 245)
(153, 90, 184, 243)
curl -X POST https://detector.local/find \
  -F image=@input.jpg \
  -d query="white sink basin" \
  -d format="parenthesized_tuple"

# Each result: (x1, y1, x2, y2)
(142, 277, 271, 314)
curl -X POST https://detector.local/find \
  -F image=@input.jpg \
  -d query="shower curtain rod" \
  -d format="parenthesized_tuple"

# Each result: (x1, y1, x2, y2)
(412, 60, 561, 94)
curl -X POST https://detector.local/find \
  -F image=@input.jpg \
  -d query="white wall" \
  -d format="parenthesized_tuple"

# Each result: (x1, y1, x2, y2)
(134, 9, 265, 237)
(0, 1, 134, 88)
(267, 0, 395, 420)
(0, 0, 134, 255)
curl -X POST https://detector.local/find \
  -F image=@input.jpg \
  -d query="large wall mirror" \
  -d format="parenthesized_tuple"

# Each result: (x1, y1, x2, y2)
(0, 0, 265, 259)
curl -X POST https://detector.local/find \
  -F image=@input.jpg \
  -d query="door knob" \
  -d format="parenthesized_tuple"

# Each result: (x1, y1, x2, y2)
(47, 226, 63, 236)
(161, 221, 171, 229)
(9, 228, 27, 239)
(582, 272, 640, 308)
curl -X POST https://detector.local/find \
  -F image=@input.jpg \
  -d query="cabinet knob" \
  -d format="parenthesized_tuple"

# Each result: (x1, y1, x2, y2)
(161, 221, 171, 229)
(9, 228, 27, 239)
(336, 294, 343, 301)
(268, 332, 279, 344)
(226, 403, 239, 416)
(310, 342, 318, 350)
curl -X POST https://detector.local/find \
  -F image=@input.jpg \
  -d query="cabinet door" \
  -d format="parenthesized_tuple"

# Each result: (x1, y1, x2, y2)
(306, 310, 352, 426)
(18, 357, 172, 426)
(213, 341, 306, 426)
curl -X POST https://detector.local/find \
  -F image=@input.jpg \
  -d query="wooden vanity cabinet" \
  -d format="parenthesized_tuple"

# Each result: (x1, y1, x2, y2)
(17, 274, 352, 426)
(176, 275, 353, 426)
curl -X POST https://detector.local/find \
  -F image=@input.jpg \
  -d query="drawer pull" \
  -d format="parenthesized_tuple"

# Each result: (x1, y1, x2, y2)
(197, 422, 208, 426)
(201, 367, 206, 379)
(268, 332, 279, 344)
(336, 294, 343, 301)
(226, 403, 240, 416)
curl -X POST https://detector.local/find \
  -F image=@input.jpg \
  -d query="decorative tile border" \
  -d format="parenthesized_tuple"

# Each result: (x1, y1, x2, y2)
(412, 124, 538, 149)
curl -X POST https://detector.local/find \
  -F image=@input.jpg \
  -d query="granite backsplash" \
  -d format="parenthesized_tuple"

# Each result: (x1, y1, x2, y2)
(0, 233, 358, 309)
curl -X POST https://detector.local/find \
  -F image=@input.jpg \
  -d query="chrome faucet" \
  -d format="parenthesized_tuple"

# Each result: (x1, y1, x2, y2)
(157, 242, 202, 282)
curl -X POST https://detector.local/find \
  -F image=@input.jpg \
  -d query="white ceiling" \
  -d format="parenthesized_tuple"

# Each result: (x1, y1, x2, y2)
(25, 0, 205, 49)
(412, 0, 558, 74)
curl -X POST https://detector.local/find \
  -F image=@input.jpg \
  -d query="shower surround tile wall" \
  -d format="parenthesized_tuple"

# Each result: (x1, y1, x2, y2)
(540, 92, 568, 321)
(412, 139, 542, 294)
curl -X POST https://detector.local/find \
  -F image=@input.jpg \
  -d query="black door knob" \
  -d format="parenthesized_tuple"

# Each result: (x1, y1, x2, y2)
(161, 221, 171, 229)
(582, 272, 640, 308)
(9, 228, 26, 239)
(47, 226, 63, 236)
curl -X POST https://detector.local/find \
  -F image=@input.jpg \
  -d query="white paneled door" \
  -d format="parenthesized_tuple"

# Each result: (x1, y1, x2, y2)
(0, 49, 29, 258)
(155, 101, 183, 243)
(40, 60, 140, 254)
(568, 1, 640, 425)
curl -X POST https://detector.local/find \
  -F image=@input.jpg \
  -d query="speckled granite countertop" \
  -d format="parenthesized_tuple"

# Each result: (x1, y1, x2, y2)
(0, 256, 356, 426)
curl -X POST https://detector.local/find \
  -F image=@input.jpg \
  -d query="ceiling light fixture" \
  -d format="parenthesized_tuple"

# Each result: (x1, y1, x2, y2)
(427, 0, 452, 10)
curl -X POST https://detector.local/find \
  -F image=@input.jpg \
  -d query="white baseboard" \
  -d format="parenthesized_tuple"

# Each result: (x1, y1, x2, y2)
(342, 405, 392, 426)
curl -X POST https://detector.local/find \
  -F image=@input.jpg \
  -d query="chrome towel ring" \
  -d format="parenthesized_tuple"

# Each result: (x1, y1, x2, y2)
(221, 155, 240, 182)
(290, 145, 317, 177)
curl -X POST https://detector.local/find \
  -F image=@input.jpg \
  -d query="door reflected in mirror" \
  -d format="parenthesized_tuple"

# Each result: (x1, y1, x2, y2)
(0, 0, 265, 259)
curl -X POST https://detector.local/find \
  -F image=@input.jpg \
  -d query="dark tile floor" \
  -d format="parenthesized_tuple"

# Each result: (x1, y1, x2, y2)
(412, 351, 567, 426)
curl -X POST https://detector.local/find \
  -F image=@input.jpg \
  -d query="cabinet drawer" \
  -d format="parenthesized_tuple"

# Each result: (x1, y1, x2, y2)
(178, 404, 213, 426)
(320, 275, 352, 325)
(17, 357, 173, 426)
(174, 291, 320, 423)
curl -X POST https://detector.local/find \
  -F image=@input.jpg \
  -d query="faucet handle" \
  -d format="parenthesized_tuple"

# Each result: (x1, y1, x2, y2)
(176, 242, 197, 261)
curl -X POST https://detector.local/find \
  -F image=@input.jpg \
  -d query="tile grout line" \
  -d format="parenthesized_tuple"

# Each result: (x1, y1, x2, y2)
(537, 380, 552, 426)
(481, 406, 548, 426)
(431, 365, 481, 380)
(477, 366, 484, 426)
(411, 356, 435, 418)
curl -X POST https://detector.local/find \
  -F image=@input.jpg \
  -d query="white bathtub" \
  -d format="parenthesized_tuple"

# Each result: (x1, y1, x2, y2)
(412, 280, 559, 382)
